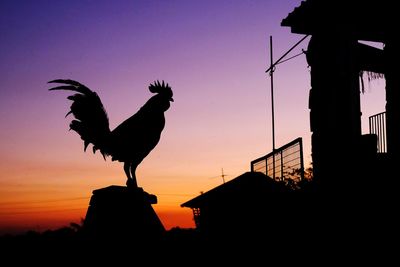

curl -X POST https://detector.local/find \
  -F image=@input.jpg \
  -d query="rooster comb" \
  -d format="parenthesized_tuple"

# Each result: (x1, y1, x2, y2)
(149, 80, 171, 93)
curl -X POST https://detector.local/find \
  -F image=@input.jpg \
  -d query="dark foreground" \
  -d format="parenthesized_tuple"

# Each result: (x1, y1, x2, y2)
(1, 182, 397, 265)
(0, 214, 396, 265)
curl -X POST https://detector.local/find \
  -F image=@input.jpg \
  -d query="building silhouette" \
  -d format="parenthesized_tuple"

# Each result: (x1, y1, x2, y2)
(181, 1, 398, 245)
(181, 172, 294, 238)
(282, 0, 398, 189)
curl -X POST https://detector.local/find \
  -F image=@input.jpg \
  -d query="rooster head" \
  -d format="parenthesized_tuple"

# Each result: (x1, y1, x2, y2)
(149, 80, 173, 102)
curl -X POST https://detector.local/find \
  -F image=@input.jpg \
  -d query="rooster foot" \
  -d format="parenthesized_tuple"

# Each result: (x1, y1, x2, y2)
(126, 178, 138, 188)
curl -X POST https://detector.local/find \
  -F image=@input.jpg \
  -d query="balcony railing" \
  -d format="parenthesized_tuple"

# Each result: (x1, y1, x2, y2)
(369, 111, 386, 153)
(251, 137, 304, 184)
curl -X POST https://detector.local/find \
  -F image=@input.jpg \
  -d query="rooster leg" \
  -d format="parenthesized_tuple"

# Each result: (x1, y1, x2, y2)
(124, 162, 131, 180)
(128, 163, 138, 188)
(124, 162, 131, 179)
(125, 161, 138, 188)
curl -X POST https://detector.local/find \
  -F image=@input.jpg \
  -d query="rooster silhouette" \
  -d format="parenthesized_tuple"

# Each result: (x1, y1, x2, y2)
(49, 79, 173, 188)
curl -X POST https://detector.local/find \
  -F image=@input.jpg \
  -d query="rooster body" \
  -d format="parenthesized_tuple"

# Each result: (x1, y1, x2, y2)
(49, 79, 173, 188)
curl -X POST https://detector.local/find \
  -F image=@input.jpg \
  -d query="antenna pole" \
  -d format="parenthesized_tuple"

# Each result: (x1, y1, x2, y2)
(269, 36, 276, 180)
(264, 35, 309, 181)
(221, 168, 226, 183)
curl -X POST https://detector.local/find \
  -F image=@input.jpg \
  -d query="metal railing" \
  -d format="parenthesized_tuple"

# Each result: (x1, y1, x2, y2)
(251, 137, 304, 184)
(369, 112, 386, 153)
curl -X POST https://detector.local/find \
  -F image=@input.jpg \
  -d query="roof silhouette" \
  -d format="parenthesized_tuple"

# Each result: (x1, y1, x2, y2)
(181, 172, 289, 208)
(281, 0, 396, 42)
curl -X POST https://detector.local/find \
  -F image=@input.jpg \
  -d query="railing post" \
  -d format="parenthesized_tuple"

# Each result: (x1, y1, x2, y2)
(369, 112, 387, 153)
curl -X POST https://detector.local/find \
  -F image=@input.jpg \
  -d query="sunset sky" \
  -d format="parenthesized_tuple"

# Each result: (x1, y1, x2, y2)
(0, 0, 386, 234)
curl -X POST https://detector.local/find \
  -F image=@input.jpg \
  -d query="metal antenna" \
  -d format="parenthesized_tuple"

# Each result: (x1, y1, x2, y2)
(269, 35, 276, 180)
(208, 168, 229, 184)
(221, 168, 227, 184)
(265, 34, 309, 181)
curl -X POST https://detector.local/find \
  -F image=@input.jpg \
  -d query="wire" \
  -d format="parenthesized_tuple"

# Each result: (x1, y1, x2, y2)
(275, 50, 306, 65)
(265, 34, 310, 73)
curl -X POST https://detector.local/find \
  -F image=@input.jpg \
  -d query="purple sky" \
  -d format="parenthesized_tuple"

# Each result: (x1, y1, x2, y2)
(0, 0, 386, 232)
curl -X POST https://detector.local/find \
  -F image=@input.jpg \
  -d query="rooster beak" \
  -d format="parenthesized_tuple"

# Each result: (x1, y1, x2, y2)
(170, 98, 174, 102)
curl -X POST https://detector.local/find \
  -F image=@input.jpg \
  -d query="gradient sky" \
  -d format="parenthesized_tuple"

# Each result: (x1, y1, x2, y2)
(0, 0, 386, 234)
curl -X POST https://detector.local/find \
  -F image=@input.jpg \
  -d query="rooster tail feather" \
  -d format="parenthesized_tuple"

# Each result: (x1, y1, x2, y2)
(65, 110, 73, 117)
(49, 79, 111, 159)
(84, 141, 90, 152)
(49, 81, 92, 95)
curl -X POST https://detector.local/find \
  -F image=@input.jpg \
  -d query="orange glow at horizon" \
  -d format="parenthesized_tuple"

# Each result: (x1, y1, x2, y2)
(0, 174, 198, 234)
(0, 199, 196, 234)
(0, 156, 199, 234)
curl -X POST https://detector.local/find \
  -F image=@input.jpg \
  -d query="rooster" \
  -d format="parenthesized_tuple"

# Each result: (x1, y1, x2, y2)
(49, 79, 173, 188)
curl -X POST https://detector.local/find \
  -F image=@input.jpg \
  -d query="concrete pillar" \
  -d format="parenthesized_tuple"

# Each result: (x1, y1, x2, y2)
(307, 33, 361, 190)
(384, 40, 400, 161)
